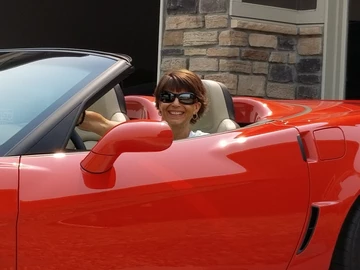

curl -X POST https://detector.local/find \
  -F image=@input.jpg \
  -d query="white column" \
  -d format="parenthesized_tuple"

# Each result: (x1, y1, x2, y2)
(322, 0, 349, 99)
(157, 0, 166, 83)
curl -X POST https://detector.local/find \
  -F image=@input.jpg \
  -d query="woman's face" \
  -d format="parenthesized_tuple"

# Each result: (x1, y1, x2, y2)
(158, 89, 201, 128)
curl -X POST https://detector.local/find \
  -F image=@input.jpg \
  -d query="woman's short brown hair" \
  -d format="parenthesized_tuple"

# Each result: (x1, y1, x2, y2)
(154, 69, 208, 124)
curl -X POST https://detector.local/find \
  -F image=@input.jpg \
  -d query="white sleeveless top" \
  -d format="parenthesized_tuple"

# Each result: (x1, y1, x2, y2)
(188, 130, 209, 138)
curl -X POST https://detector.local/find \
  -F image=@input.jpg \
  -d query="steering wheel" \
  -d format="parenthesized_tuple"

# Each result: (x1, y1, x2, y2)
(70, 130, 86, 150)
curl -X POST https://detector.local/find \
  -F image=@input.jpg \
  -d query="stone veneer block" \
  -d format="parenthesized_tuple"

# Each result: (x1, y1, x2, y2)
(161, 58, 188, 71)
(238, 75, 266, 96)
(269, 52, 289, 63)
(267, 83, 296, 99)
(278, 36, 297, 51)
(298, 37, 323, 56)
(184, 48, 207, 56)
(220, 60, 252, 73)
(299, 26, 323, 35)
(189, 58, 219, 71)
(162, 48, 184, 56)
(166, 15, 204, 30)
(200, 0, 227, 13)
(205, 15, 229, 28)
(288, 52, 297, 64)
(253, 62, 269, 74)
(219, 30, 248, 46)
(298, 74, 321, 84)
(184, 31, 218, 46)
(297, 58, 322, 73)
(241, 49, 269, 61)
(207, 47, 240, 57)
(269, 64, 295, 83)
(204, 73, 238, 94)
(231, 19, 298, 35)
(249, 34, 278, 49)
(297, 85, 321, 99)
(167, 0, 197, 14)
(163, 31, 184, 46)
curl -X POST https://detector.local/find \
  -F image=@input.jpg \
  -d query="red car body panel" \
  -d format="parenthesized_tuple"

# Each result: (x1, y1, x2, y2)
(121, 95, 360, 269)
(3, 93, 360, 269)
(0, 157, 19, 270)
(18, 123, 311, 269)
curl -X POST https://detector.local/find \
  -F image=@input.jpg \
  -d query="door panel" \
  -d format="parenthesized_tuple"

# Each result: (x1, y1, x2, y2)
(18, 127, 309, 269)
(0, 157, 19, 270)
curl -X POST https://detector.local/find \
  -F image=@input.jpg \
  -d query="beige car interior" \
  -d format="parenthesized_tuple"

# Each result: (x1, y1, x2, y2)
(67, 87, 129, 150)
(191, 80, 240, 134)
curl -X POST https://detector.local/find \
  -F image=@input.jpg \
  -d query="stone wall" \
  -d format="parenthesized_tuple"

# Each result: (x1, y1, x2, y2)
(161, 0, 324, 99)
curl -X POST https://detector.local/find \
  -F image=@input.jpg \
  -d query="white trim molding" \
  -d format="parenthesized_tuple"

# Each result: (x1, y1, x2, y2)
(322, 0, 349, 99)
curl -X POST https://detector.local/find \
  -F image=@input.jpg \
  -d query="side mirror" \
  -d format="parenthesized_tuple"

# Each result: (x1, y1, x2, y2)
(81, 120, 173, 175)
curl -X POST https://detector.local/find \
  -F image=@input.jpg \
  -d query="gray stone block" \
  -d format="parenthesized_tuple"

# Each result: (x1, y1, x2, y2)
(278, 36, 297, 51)
(167, 0, 198, 14)
(298, 74, 321, 84)
(297, 85, 321, 99)
(199, 0, 227, 13)
(269, 64, 295, 83)
(296, 58, 321, 73)
(161, 48, 185, 56)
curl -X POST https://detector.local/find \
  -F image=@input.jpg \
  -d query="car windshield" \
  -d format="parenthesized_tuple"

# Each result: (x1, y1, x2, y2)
(0, 51, 116, 147)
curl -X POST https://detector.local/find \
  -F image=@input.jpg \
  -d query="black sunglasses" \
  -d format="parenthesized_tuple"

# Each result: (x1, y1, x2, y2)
(159, 91, 197, 105)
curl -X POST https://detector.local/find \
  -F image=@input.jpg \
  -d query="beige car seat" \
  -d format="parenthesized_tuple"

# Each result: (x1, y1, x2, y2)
(76, 86, 129, 149)
(191, 80, 239, 134)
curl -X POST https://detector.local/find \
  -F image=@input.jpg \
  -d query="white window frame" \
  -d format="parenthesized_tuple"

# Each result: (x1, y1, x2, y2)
(230, 0, 326, 24)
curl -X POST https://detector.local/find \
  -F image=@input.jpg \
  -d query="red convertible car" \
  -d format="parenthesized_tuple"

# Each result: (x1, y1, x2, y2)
(1, 48, 360, 270)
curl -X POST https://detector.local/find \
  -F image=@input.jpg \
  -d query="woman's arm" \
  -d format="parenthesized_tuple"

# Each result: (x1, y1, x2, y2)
(77, 111, 119, 137)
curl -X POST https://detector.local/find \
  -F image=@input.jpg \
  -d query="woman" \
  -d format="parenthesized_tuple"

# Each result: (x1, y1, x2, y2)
(78, 69, 208, 140)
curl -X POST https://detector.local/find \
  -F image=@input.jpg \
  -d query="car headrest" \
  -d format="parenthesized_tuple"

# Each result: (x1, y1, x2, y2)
(191, 79, 238, 134)
(87, 87, 126, 120)
(114, 84, 127, 115)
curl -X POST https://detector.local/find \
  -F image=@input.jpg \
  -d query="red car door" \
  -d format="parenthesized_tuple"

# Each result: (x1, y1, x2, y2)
(0, 157, 19, 270)
(17, 125, 309, 270)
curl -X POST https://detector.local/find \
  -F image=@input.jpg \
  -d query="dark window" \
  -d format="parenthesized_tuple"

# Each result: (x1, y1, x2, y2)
(242, 0, 317, 10)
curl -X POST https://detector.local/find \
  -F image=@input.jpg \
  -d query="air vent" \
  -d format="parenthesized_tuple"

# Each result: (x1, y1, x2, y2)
(297, 206, 319, 254)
